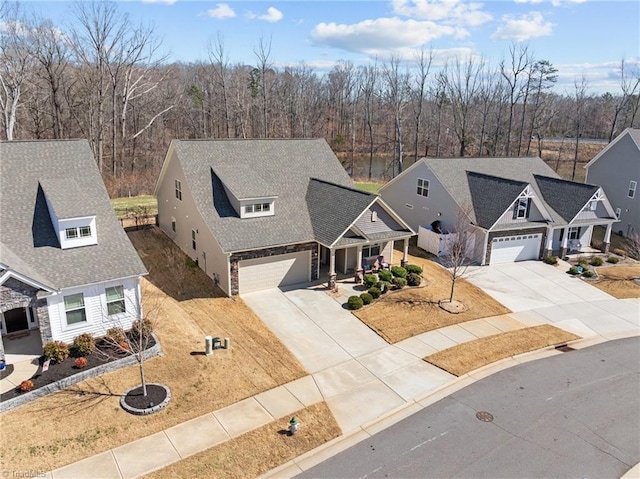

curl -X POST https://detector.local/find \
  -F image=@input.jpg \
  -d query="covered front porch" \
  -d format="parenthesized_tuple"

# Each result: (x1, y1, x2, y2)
(543, 221, 616, 259)
(319, 235, 412, 289)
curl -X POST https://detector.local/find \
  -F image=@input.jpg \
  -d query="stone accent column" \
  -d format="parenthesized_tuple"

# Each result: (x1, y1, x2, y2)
(559, 230, 568, 259)
(37, 299, 52, 344)
(400, 238, 409, 267)
(544, 228, 554, 258)
(328, 249, 336, 289)
(603, 223, 612, 253)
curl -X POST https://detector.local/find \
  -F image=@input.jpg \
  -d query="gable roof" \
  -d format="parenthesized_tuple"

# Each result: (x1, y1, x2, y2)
(585, 128, 640, 169)
(534, 175, 599, 222)
(158, 139, 412, 252)
(467, 172, 528, 229)
(0, 139, 147, 290)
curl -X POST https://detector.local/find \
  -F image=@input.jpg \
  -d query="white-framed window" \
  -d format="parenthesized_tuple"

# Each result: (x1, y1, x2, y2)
(568, 227, 581, 240)
(628, 181, 637, 198)
(65, 225, 91, 240)
(171, 217, 176, 233)
(514, 198, 529, 219)
(191, 229, 197, 250)
(246, 202, 270, 214)
(106, 286, 125, 316)
(363, 244, 381, 258)
(588, 200, 597, 211)
(64, 293, 86, 325)
(416, 178, 429, 197)
(615, 208, 621, 219)
(175, 179, 182, 201)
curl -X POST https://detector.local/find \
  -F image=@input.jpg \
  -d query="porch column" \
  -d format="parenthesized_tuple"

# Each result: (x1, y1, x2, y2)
(560, 229, 568, 258)
(328, 248, 336, 290)
(544, 229, 554, 258)
(603, 223, 612, 254)
(401, 238, 409, 267)
(355, 245, 364, 283)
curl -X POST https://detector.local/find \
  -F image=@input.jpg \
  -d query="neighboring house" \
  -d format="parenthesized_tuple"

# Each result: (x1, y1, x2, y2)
(154, 139, 414, 296)
(0, 140, 147, 360)
(585, 128, 640, 237)
(380, 157, 618, 265)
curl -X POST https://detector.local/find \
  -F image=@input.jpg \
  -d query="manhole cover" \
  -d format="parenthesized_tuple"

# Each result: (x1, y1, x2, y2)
(476, 411, 494, 422)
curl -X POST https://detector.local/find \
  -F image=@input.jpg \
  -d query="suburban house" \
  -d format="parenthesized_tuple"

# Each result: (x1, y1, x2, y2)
(379, 157, 618, 265)
(0, 140, 147, 359)
(585, 128, 640, 237)
(154, 139, 414, 296)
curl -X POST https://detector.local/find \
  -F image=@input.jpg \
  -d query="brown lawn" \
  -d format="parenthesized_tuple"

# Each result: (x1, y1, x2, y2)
(146, 402, 341, 479)
(592, 265, 640, 299)
(0, 227, 311, 473)
(425, 325, 580, 376)
(354, 254, 510, 343)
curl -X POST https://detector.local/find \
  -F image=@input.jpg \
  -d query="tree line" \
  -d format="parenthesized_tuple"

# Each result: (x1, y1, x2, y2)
(2, 1, 639, 196)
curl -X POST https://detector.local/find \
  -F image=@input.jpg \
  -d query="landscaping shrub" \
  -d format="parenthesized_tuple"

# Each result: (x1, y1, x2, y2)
(360, 292, 373, 305)
(118, 340, 130, 352)
(612, 248, 626, 257)
(43, 341, 69, 364)
(347, 295, 364, 310)
(72, 333, 96, 357)
(567, 266, 581, 275)
(543, 255, 558, 265)
(106, 327, 126, 343)
(582, 270, 595, 278)
(577, 257, 589, 266)
(368, 286, 382, 299)
(185, 257, 198, 268)
(407, 272, 422, 286)
(590, 256, 604, 266)
(74, 357, 88, 369)
(607, 256, 619, 264)
(405, 264, 423, 275)
(19, 380, 34, 392)
(392, 277, 407, 289)
(378, 269, 393, 282)
(377, 281, 391, 294)
(390, 265, 407, 279)
(131, 318, 153, 340)
(363, 274, 378, 288)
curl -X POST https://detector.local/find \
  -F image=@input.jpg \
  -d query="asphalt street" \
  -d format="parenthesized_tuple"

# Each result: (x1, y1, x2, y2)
(298, 337, 640, 479)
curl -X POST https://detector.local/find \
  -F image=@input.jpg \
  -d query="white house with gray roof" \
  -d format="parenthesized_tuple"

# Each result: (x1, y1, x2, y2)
(0, 140, 147, 359)
(585, 128, 640, 237)
(380, 157, 618, 265)
(154, 139, 414, 295)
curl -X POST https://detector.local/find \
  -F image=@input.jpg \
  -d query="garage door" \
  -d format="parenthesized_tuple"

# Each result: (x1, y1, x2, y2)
(238, 251, 311, 294)
(489, 234, 541, 264)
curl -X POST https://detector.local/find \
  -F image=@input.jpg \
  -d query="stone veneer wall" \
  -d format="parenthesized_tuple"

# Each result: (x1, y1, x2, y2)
(485, 227, 548, 265)
(229, 242, 319, 295)
(0, 278, 52, 349)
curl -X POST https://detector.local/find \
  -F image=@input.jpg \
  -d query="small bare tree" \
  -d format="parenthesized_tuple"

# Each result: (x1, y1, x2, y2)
(441, 206, 477, 303)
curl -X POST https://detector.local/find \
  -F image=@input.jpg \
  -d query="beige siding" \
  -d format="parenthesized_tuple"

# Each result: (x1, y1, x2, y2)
(157, 150, 231, 295)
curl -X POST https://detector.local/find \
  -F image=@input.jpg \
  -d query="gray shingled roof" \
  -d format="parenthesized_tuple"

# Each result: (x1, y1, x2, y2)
(39, 178, 96, 219)
(467, 172, 528, 229)
(534, 175, 599, 222)
(0, 140, 147, 290)
(424, 157, 591, 227)
(170, 139, 411, 252)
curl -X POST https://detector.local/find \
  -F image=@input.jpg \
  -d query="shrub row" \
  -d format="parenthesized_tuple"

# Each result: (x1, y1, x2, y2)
(348, 264, 423, 310)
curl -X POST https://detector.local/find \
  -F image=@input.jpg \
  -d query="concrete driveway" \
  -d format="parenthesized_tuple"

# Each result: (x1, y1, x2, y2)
(465, 261, 640, 338)
(242, 286, 456, 433)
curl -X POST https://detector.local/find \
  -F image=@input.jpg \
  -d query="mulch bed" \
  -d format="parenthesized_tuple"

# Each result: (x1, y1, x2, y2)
(122, 383, 167, 409)
(0, 336, 156, 402)
(0, 364, 15, 380)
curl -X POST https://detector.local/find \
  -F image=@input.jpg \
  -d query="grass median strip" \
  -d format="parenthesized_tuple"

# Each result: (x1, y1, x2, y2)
(424, 325, 580, 377)
(145, 402, 341, 479)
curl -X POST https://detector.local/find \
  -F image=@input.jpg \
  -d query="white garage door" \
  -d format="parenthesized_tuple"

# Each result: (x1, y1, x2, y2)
(489, 234, 541, 264)
(238, 251, 311, 294)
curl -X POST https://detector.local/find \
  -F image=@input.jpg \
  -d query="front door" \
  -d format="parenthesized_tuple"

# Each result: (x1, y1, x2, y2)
(3, 308, 29, 334)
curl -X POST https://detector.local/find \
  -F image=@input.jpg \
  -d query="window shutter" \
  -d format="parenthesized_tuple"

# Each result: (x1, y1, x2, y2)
(525, 198, 531, 218)
(512, 202, 518, 220)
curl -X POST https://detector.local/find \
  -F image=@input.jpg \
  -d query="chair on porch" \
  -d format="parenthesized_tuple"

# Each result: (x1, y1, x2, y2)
(362, 260, 373, 274)
(377, 255, 389, 270)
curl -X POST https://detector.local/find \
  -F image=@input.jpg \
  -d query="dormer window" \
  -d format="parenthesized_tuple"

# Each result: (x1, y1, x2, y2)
(65, 225, 92, 240)
(246, 202, 270, 214)
(242, 199, 275, 218)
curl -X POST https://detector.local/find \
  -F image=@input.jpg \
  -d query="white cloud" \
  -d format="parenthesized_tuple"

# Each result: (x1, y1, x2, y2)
(246, 7, 283, 23)
(490, 12, 554, 41)
(311, 17, 455, 54)
(514, 0, 545, 4)
(551, 0, 587, 6)
(141, 0, 177, 4)
(391, 0, 492, 27)
(207, 3, 235, 19)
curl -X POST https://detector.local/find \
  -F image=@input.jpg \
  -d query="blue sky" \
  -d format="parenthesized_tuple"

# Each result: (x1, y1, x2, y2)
(24, 0, 640, 94)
